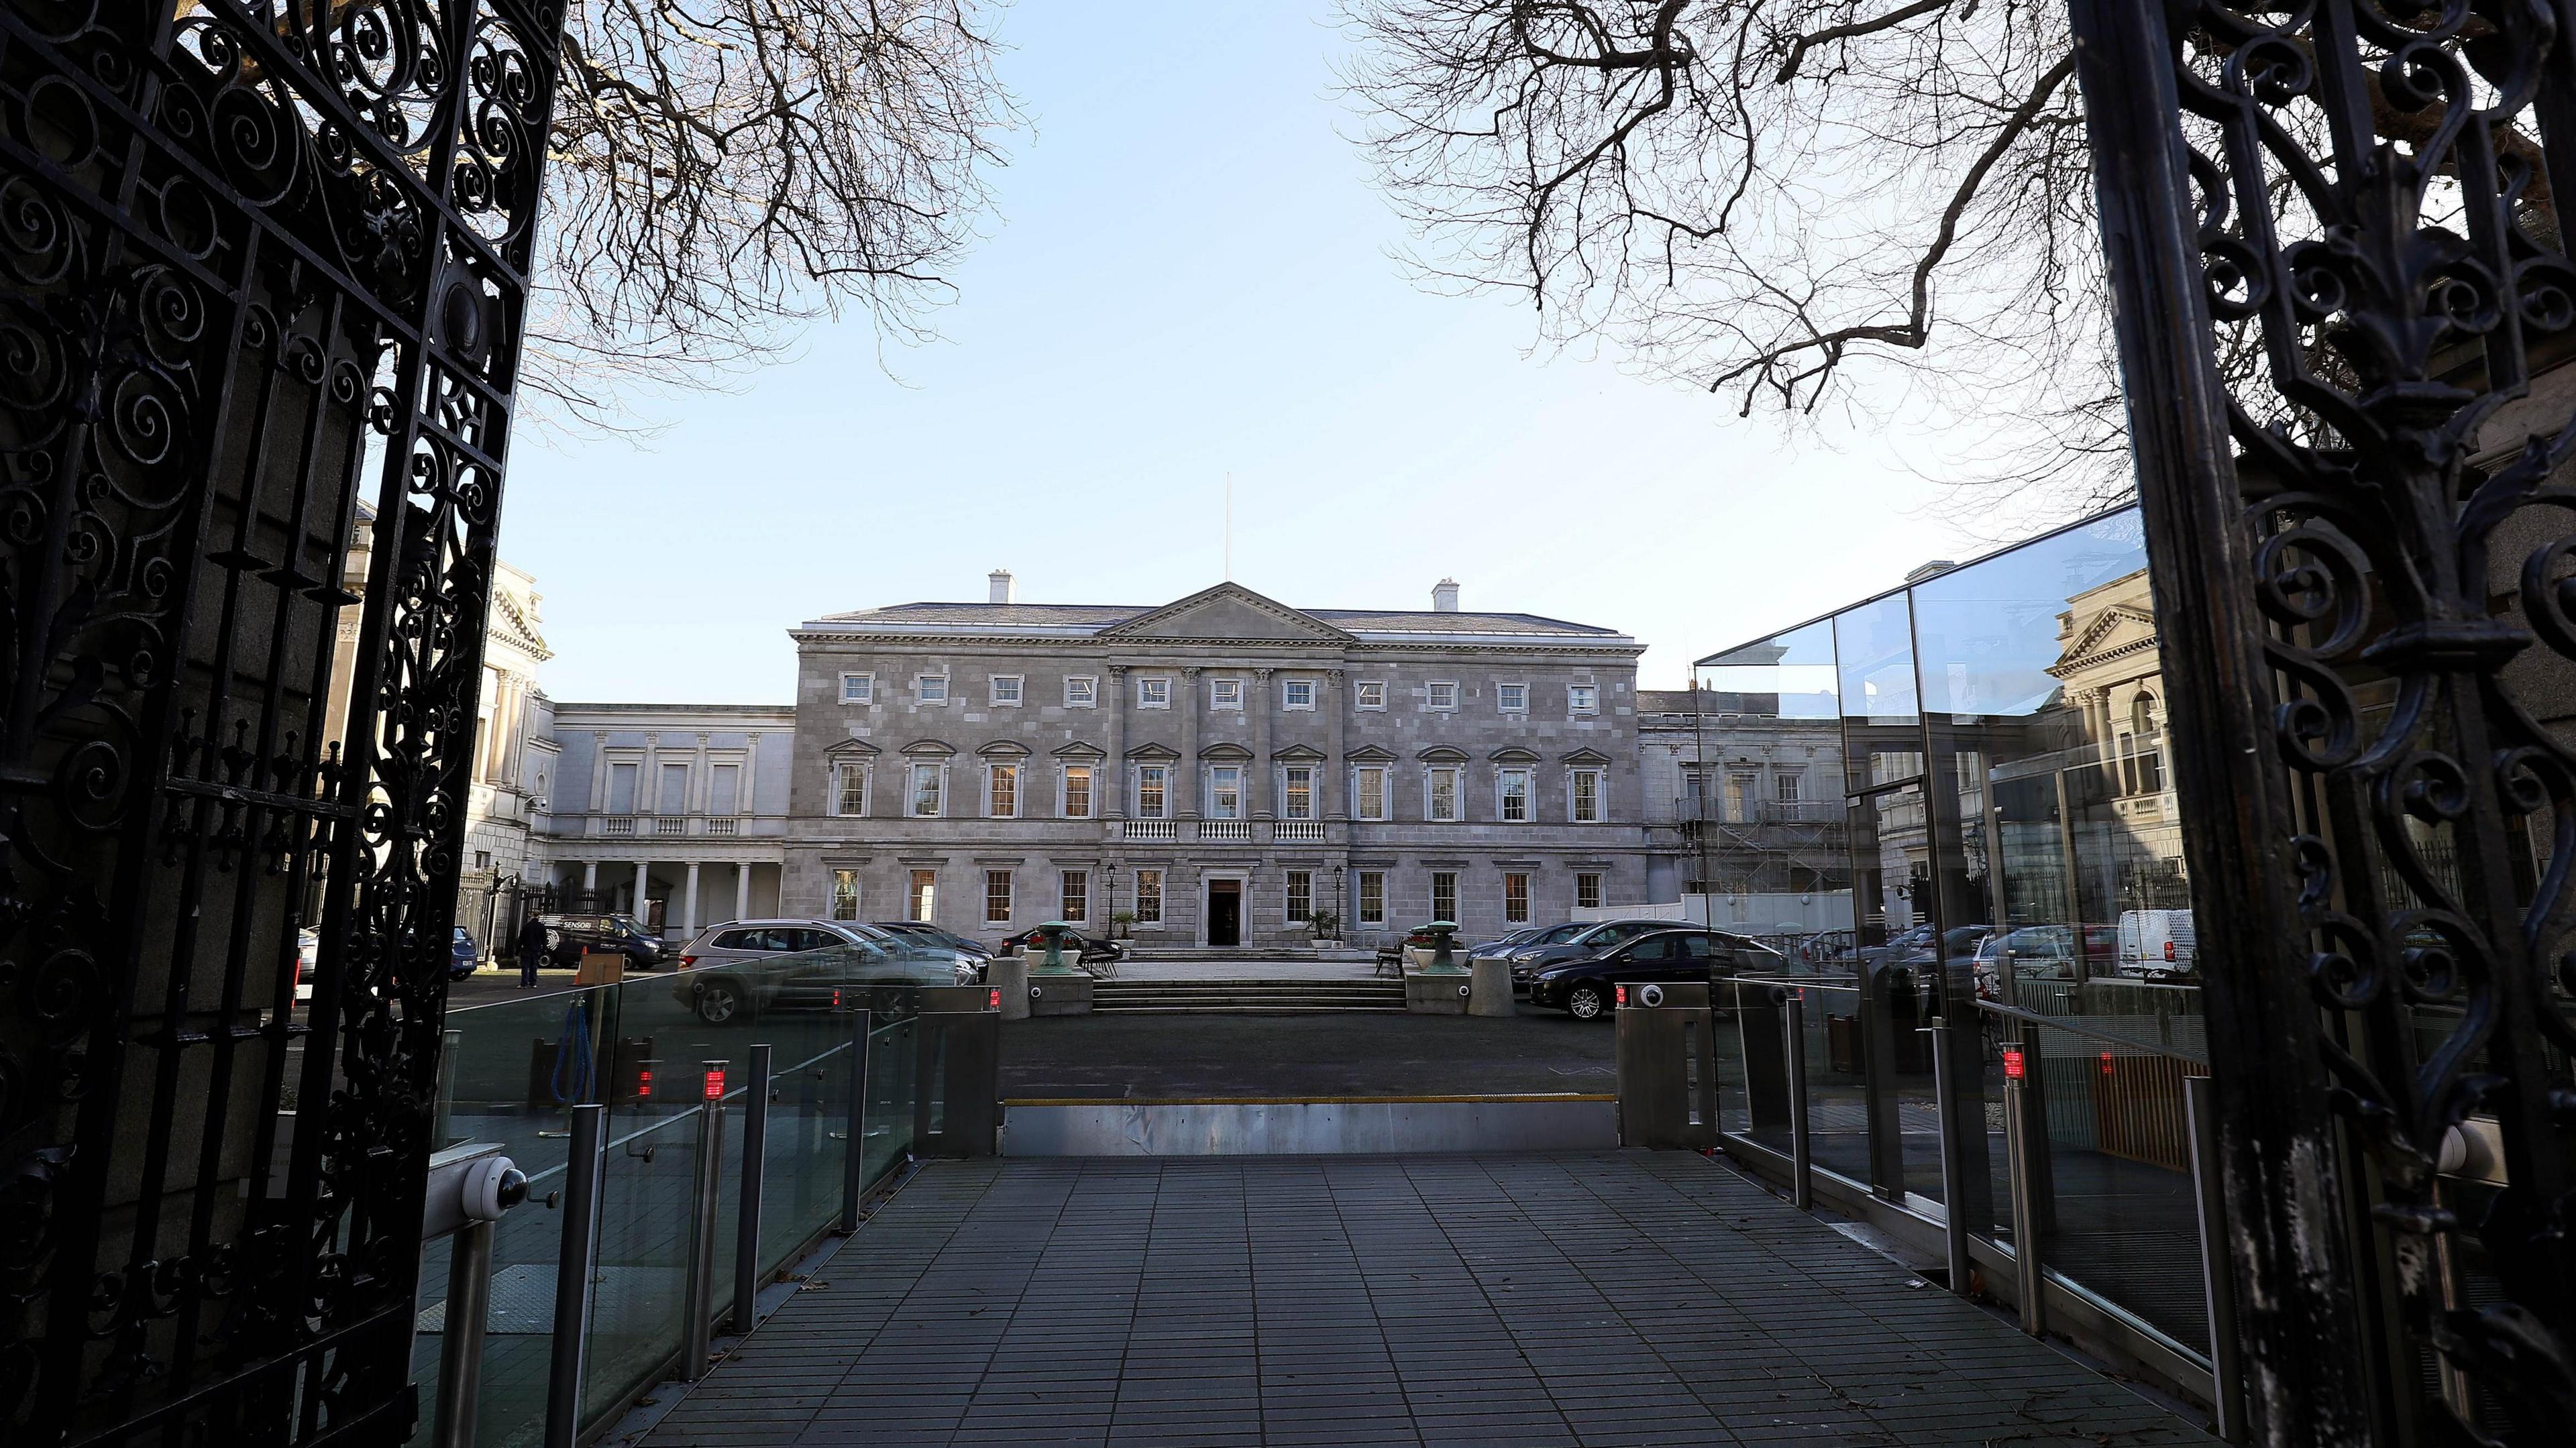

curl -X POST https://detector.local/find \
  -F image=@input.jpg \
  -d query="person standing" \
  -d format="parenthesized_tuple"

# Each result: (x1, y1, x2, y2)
(517, 911, 550, 988)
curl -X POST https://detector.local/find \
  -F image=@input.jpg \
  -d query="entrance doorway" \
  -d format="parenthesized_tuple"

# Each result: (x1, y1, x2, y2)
(1207, 879, 1242, 946)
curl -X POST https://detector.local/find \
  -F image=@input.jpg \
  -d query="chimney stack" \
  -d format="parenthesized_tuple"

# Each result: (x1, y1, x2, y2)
(1432, 578, 1460, 613)
(989, 569, 1016, 604)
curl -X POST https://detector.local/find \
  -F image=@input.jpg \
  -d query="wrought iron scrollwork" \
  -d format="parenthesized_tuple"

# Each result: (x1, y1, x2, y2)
(0, 0, 564, 1441)
(2076, 0, 2576, 1440)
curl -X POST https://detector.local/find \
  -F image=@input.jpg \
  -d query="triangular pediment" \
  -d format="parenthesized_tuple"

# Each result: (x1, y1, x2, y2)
(1052, 740, 1106, 759)
(1560, 747, 1611, 766)
(1125, 742, 1179, 761)
(823, 737, 880, 760)
(1273, 744, 1326, 763)
(1346, 744, 1397, 763)
(2050, 607, 2159, 678)
(1100, 583, 1356, 645)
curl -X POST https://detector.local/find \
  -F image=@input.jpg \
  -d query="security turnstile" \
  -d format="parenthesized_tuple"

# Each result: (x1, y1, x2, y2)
(1613, 980, 1721, 1149)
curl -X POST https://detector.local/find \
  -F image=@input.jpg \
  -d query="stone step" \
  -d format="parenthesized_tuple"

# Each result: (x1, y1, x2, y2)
(1091, 979, 1407, 1014)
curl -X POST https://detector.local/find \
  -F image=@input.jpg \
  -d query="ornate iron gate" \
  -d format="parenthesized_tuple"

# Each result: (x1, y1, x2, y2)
(0, 0, 564, 1441)
(2070, 2, 2576, 1441)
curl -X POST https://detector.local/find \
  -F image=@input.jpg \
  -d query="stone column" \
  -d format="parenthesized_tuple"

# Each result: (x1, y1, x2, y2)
(1325, 668, 1348, 820)
(633, 860, 650, 920)
(582, 859, 598, 894)
(692, 733, 710, 813)
(1178, 666, 1203, 818)
(1250, 667, 1275, 819)
(736, 862, 752, 920)
(642, 733, 660, 814)
(684, 862, 700, 933)
(743, 732, 762, 818)
(1104, 665, 1128, 818)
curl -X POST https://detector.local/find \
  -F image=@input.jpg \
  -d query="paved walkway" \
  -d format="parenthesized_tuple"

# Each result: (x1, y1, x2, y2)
(640, 1152, 2217, 1447)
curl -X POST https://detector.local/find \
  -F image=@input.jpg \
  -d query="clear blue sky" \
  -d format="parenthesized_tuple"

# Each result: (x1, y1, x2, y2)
(504, 1, 2006, 704)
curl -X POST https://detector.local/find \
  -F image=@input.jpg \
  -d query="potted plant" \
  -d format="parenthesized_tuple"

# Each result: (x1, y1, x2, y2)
(1307, 909, 1341, 944)
(1111, 909, 1136, 941)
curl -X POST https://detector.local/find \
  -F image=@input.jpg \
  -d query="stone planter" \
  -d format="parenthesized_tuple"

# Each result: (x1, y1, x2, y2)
(1026, 970, 1094, 1017)
(1403, 970, 1470, 1015)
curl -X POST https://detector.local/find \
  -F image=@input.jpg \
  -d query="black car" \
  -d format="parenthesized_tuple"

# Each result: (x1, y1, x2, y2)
(1508, 919, 1684, 985)
(1526, 928, 1783, 1019)
(449, 926, 480, 981)
(996, 927, 1125, 964)
(1467, 924, 1568, 962)
(538, 913, 666, 970)
(871, 921, 995, 960)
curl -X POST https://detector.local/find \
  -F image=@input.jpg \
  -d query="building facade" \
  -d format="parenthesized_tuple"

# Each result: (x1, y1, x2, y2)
(1636, 687, 1852, 932)
(535, 703, 797, 936)
(779, 574, 1648, 948)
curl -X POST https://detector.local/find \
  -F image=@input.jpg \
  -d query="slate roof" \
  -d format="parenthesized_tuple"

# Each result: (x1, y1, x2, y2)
(811, 600, 1619, 637)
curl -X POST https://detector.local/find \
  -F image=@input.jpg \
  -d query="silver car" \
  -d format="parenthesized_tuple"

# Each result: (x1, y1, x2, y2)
(672, 918, 975, 1023)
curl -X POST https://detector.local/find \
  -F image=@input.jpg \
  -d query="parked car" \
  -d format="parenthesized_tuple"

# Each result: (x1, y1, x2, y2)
(1471, 922, 1587, 963)
(294, 928, 318, 1003)
(1972, 924, 2119, 997)
(871, 921, 996, 961)
(2117, 909, 2198, 979)
(996, 927, 1126, 964)
(1509, 919, 1681, 984)
(537, 912, 666, 970)
(672, 919, 976, 1023)
(449, 926, 480, 981)
(1526, 928, 1747, 1019)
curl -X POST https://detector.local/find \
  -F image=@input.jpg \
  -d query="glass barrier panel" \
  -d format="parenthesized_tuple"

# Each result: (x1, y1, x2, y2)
(761, 1032, 859, 1283)
(863, 1016, 920, 1183)
(2025, 1019, 2210, 1354)
(1786, 979, 1873, 1188)
(581, 1108, 704, 1431)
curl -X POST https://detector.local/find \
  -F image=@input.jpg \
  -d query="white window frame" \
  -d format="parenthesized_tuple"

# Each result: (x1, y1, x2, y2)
(1426, 681, 1459, 712)
(908, 869, 938, 922)
(1061, 763, 1095, 819)
(1355, 681, 1387, 710)
(830, 869, 862, 922)
(1776, 771, 1802, 802)
(1137, 675, 1171, 709)
(1065, 675, 1098, 708)
(1496, 682, 1528, 714)
(1426, 766, 1462, 822)
(1282, 679, 1316, 711)
(840, 671, 873, 705)
(1575, 872, 1603, 911)
(908, 761, 945, 818)
(1133, 868, 1164, 924)
(1430, 871, 1458, 922)
(1568, 684, 1599, 715)
(1285, 869, 1312, 924)
(1060, 870, 1089, 924)
(655, 759, 690, 814)
(831, 761, 869, 817)
(1503, 871, 1530, 924)
(1497, 767, 1532, 822)
(1281, 765, 1315, 820)
(1211, 677, 1243, 710)
(986, 761, 1021, 818)
(1207, 764, 1242, 820)
(984, 869, 1013, 925)
(989, 674, 1024, 707)
(1569, 768, 1603, 824)
(1357, 871, 1386, 926)
(916, 674, 948, 706)
(1354, 766, 1389, 822)
(1134, 764, 1169, 820)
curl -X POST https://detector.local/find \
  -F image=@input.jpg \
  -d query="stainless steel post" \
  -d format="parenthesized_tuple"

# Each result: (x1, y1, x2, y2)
(1929, 1023, 1974, 1297)
(432, 1219, 493, 1448)
(2185, 1073, 2247, 1443)
(1782, 990, 1813, 1211)
(541, 1103, 605, 1448)
(436, 1027, 462, 1152)
(2002, 1062, 2045, 1338)
(840, 1009, 875, 1231)
(681, 1063, 726, 1382)
(733, 1043, 773, 1331)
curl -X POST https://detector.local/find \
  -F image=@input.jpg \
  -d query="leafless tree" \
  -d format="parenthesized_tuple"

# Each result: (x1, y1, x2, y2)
(529, 0, 1021, 428)
(1338, 0, 2126, 518)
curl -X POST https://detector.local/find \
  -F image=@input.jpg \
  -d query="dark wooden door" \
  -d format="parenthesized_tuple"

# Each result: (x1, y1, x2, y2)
(1209, 883, 1241, 947)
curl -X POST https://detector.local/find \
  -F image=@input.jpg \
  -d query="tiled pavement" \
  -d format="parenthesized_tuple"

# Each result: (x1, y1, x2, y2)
(640, 1152, 2220, 1447)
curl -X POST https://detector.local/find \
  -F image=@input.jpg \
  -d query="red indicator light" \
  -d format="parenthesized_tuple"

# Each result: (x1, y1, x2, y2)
(832, 988, 843, 1009)
(2099, 1051, 2114, 1076)
(704, 1070, 726, 1101)
(637, 1069, 654, 1099)
(1615, 985, 1628, 1007)
(988, 988, 1001, 1010)
(2001, 1048, 2025, 1080)
(2164, 940, 2176, 961)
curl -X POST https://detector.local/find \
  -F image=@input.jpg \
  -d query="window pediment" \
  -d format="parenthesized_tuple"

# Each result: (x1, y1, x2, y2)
(900, 739, 956, 758)
(977, 740, 1032, 759)
(1052, 740, 1106, 759)
(1344, 744, 1397, 763)
(1417, 746, 1469, 765)
(1199, 742, 1255, 761)
(824, 737, 880, 760)
(1560, 747, 1611, 766)
(1124, 742, 1179, 761)
(1272, 743, 1326, 762)
(1488, 747, 1540, 764)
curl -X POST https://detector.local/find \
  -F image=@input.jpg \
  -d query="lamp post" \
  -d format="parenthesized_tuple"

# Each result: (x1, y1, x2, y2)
(1104, 862, 1121, 939)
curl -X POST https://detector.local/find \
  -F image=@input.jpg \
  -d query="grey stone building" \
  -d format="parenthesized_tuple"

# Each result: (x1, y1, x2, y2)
(538, 702, 798, 934)
(780, 573, 1647, 948)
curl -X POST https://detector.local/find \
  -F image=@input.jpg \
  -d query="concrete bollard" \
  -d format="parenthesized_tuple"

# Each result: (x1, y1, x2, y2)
(991, 954, 1032, 1021)
(1467, 958, 1514, 1016)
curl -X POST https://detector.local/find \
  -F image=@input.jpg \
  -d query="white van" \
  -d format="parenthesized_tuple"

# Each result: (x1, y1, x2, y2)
(2117, 909, 2197, 977)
